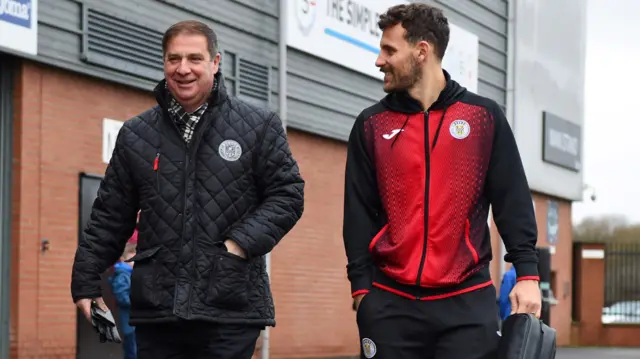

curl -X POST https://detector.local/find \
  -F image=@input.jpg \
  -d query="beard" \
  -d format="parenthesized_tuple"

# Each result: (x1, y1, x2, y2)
(381, 55, 423, 93)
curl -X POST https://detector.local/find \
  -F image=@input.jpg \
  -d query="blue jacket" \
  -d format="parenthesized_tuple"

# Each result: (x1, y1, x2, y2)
(109, 262, 135, 335)
(498, 266, 517, 321)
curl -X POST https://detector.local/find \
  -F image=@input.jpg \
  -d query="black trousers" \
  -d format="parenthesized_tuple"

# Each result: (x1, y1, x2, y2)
(357, 285, 500, 359)
(135, 320, 263, 359)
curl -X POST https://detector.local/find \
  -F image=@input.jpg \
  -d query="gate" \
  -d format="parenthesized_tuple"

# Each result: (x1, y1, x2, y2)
(603, 242, 640, 324)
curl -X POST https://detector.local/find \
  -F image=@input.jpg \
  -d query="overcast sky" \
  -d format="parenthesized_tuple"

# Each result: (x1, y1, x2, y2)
(571, 0, 640, 225)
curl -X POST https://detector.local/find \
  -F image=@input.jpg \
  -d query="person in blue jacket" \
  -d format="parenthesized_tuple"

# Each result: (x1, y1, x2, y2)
(109, 234, 137, 359)
(498, 266, 518, 321)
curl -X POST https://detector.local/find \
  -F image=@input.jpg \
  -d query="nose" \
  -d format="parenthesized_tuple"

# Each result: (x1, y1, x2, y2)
(176, 58, 191, 75)
(375, 55, 385, 68)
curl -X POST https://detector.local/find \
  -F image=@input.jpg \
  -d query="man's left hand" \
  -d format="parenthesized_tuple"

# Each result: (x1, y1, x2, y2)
(509, 279, 542, 318)
(224, 239, 247, 259)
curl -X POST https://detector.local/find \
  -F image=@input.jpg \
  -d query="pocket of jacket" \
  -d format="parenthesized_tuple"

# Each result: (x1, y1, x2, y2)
(207, 251, 251, 310)
(464, 219, 480, 264)
(128, 246, 161, 310)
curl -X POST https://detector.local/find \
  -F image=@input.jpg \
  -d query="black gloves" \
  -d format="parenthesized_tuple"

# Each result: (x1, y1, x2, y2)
(90, 301, 122, 344)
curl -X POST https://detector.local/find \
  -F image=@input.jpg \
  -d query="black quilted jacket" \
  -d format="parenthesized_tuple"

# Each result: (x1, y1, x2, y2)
(70, 73, 305, 327)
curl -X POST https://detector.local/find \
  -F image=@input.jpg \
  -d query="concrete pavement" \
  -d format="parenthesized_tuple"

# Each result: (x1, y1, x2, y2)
(557, 347, 640, 359)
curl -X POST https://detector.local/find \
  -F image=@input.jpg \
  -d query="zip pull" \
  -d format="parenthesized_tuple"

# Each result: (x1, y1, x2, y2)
(154, 152, 161, 193)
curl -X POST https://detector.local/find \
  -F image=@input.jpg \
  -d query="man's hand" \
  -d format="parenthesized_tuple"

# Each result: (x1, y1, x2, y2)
(76, 297, 109, 322)
(224, 239, 247, 259)
(353, 293, 366, 311)
(509, 280, 542, 318)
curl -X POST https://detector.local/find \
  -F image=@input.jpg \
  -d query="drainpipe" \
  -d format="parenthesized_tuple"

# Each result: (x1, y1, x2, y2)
(0, 55, 14, 359)
(261, 1, 287, 359)
(501, 0, 518, 279)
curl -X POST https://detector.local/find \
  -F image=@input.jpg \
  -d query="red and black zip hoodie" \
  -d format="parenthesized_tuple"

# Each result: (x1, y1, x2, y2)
(343, 70, 539, 301)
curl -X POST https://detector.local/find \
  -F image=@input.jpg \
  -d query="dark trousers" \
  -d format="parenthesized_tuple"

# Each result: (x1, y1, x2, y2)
(135, 320, 262, 359)
(357, 285, 500, 359)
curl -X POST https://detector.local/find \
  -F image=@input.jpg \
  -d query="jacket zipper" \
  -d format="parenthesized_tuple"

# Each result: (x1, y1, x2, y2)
(416, 111, 430, 288)
(183, 119, 207, 317)
(184, 152, 193, 316)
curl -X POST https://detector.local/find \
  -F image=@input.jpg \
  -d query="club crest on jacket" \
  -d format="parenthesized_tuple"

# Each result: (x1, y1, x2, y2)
(449, 119, 471, 139)
(218, 139, 242, 161)
(362, 338, 376, 358)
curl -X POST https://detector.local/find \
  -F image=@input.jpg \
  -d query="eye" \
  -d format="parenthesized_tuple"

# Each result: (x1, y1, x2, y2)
(381, 46, 396, 56)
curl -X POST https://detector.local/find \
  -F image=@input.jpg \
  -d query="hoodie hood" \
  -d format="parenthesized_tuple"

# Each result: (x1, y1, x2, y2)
(380, 69, 466, 114)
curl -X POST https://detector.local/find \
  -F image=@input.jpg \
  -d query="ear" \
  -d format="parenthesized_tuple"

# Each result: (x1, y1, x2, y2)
(211, 52, 221, 74)
(415, 40, 431, 63)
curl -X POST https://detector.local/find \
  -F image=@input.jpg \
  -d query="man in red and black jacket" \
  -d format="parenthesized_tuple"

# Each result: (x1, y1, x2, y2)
(342, 4, 541, 359)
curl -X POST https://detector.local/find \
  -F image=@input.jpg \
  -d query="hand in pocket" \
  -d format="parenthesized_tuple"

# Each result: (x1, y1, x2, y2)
(207, 252, 250, 310)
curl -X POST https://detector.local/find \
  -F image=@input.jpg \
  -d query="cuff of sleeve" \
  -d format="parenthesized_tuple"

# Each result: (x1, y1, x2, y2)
(72, 289, 102, 303)
(226, 235, 253, 259)
(350, 275, 372, 297)
(352, 289, 370, 297)
(514, 261, 539, 281)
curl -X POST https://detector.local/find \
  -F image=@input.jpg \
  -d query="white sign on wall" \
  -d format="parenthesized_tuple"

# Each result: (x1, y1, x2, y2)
(102, 118, 124, 164)
(441, 23, 478, 93)
(0, 0, 38, 55)
(287, 0, 479, 92)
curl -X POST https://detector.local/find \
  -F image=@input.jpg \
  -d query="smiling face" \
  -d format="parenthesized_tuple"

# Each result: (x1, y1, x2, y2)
(375, 4, 451, 93)
(375, 23, 423, 93)
(163, 33, 220, 112)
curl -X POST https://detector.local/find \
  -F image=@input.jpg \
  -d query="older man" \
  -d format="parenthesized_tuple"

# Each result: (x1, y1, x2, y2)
(71, 20, 305, 359)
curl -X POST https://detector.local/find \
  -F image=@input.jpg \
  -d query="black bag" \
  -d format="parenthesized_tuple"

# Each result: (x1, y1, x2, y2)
(498, 313, 556, 359)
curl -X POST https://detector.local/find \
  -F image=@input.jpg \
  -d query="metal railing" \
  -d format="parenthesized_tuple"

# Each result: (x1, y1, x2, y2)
(603, 242, 640, 324)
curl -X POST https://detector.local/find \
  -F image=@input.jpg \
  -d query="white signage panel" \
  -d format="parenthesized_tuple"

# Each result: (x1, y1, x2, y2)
(581, 249, 604, 260)
(441, 23, 479, 93)
(0, 0, 38, 55)
(287, 0, 479, 92)
(102, 118, 124, 164)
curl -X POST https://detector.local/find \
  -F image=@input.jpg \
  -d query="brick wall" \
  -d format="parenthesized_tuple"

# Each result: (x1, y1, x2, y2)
(571, 243, 640, 347)
(532, 194, 573, 346)
(270, 131, 359, 358)
(10, 61, 156, 358)
(491, 194, 573, 346)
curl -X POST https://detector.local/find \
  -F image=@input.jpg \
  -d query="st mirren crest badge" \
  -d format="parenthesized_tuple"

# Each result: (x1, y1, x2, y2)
(362, 337, 377, 358)
(218, 140, 242, 162)
(449, 119, 471, 140)
(296, 0, 317, 37)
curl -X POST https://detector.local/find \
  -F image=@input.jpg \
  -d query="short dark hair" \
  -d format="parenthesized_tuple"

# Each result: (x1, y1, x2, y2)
(162, 20, 218, 59)
(378, 4, 450, 59)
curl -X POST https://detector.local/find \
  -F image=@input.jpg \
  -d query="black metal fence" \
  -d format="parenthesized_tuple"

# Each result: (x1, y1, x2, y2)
(603, 242, 640, 324)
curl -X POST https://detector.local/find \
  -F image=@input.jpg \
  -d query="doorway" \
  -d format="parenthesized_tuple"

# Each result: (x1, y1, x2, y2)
(76, 173, 123, 359)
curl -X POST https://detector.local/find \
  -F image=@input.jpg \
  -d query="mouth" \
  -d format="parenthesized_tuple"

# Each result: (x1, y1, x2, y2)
(175, 79, 196, 87)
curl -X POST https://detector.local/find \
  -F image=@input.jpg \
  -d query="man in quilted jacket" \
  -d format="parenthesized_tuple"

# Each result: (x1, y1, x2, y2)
(71, 20, 305, 359)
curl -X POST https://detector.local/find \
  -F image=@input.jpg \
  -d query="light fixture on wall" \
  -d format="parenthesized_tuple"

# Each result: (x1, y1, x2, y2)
(583, 184, 597, 202)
